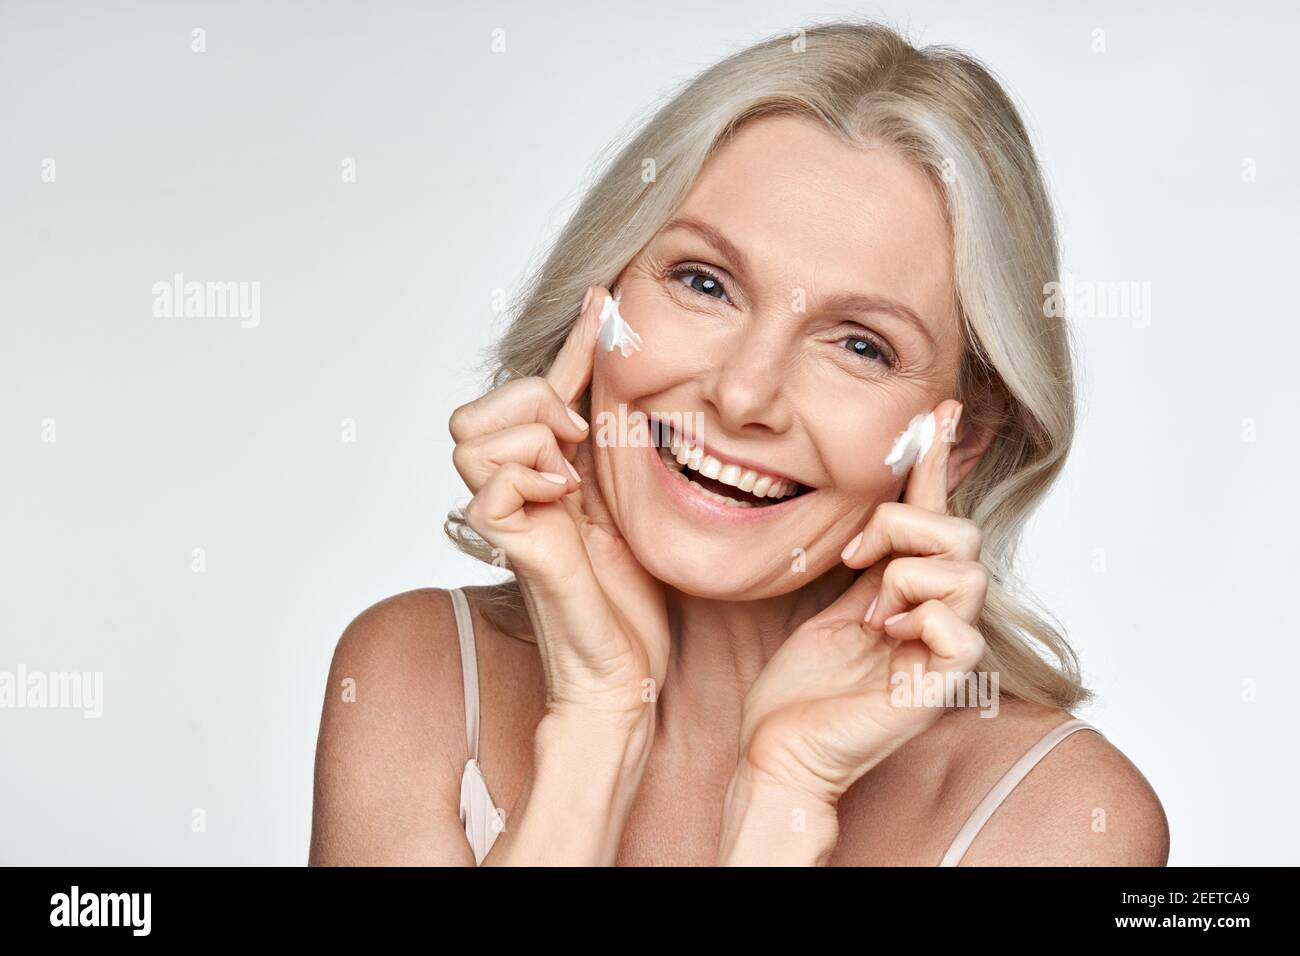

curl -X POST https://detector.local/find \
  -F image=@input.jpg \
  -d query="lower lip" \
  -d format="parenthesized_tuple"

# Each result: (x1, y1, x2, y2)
(647, 439, 813, 525)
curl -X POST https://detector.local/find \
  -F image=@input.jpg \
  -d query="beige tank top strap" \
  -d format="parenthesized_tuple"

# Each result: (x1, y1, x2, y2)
(448, 587, 481, 763)
(938, 717, 1103, 866)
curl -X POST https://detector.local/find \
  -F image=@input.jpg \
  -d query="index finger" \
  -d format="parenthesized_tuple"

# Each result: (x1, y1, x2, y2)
(900, 399, 962, 514)
(544, 284, 605, 408)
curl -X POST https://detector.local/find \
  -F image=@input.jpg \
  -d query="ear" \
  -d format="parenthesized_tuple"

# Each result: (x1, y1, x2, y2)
(945, 391, 1006, 493)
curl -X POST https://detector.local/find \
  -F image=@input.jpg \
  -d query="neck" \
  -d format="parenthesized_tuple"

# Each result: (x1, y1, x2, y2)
(655, 563, 857, 762)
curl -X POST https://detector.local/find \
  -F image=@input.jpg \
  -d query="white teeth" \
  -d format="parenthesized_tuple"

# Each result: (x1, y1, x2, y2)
(651, 417, 802, 504)
(693, 478, 753, 507)
(656, 446, 753, 507)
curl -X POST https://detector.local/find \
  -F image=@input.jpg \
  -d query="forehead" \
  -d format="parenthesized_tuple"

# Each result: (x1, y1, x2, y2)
(667, 113, 956, 333)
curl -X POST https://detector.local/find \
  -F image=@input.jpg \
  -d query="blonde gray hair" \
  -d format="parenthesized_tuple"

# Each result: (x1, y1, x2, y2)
(446, 18, 1090, 709)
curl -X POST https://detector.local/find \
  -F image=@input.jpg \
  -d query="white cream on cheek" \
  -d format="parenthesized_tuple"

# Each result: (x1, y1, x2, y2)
(883, 411, 936, 477)
(597, 285, 643, 358)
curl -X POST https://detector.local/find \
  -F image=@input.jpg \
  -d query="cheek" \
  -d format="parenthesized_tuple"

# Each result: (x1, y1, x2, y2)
(591, 298, 708, 405)
(813, 399, 914, 500)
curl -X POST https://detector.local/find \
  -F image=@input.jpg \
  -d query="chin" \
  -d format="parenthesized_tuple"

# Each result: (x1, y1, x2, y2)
(613, 509, 826, 598)
(617, 523, 817, 600)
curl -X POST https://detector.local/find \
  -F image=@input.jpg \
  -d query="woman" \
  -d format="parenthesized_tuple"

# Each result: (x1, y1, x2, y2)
(309, 20, 1169, 866)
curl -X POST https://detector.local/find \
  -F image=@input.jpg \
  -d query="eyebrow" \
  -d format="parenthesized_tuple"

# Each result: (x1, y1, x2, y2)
(662, 216, 753, 276)
(659, 215, 934, 345)
(819, 292, 935, 346)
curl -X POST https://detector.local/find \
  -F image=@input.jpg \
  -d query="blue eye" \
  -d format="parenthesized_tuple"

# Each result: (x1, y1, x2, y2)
(841, 335, 896, 369)
(670, 266, 728, 301)
(845, 336, 882, 360)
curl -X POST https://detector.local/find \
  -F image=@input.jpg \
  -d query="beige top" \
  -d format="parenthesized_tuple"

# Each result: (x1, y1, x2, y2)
(448, 587, 1102, 866)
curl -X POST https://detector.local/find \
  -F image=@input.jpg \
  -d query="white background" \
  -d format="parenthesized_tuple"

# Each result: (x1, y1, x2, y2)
(1, 0, 1296, 865)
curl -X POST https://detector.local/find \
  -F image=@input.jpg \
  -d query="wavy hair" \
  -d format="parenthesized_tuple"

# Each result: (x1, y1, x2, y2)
(445, 18, 1091, 709)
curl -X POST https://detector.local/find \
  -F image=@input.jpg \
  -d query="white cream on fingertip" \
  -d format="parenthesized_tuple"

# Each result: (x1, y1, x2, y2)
(883, 411, 936, 477)
(597, 285, 643, 358)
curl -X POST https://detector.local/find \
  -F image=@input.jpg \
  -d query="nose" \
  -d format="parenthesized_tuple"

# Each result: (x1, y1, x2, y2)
(698, 318, 794, 435)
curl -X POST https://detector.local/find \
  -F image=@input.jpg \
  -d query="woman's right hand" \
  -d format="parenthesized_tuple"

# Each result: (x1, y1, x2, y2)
(449, 285, 669, 735)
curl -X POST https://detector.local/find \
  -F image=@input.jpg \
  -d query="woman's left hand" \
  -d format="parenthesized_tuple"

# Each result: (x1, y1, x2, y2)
(731, 399, 989, 814)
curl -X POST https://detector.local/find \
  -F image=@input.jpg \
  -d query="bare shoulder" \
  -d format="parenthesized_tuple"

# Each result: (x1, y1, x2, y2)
(950, 703, 1170, 866)
(309, 587, 477, 865)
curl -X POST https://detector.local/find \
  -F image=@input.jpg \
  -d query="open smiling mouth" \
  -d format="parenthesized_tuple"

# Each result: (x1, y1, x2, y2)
(649, 415, 813, 510)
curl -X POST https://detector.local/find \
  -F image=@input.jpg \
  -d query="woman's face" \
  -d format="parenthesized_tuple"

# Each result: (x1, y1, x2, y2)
(589, 113, 966, 599)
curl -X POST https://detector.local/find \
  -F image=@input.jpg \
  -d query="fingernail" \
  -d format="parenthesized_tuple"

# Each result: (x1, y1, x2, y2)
(563, 457, 581, 482)
(567, 407, 589, 431)
(540, 472, 568, 484)
(841, 531, 863, 561)
(884, 611, 908, 627)
(580, 286, 594, 314)
(863, 595, 878, 623)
